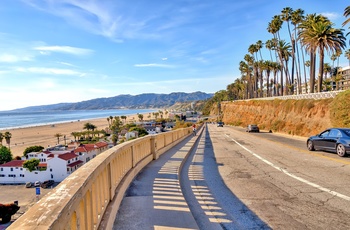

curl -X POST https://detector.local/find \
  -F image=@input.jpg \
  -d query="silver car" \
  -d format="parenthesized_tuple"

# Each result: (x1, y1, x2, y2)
(246, 124, 259, 132)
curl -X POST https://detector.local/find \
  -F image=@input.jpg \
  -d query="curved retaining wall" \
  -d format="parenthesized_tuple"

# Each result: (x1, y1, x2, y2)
(8, 127, 193, 230)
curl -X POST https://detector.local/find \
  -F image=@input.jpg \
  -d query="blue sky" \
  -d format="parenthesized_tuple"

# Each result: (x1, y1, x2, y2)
(0, 0, 349, 111)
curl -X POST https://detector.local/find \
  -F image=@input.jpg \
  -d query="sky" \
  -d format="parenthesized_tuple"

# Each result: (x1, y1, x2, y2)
(0, 0, 349, 111)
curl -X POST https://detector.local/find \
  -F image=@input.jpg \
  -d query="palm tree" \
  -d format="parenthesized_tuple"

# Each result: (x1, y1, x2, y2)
(281, 7, 297, 93)
(138, 113, 144, 122)
(291, 8, 305, 94)
(121, 115, 127, 123)
(4, 132, 11, 149)
(263, 60, 274, 97)
(0, 132, 3, 146)
(345, 49, 350, 66)
(265, 39, 275, 61)
(343, 6, 350, 37)
(298, 14, 346, 93)
(54, 133, 62, 144)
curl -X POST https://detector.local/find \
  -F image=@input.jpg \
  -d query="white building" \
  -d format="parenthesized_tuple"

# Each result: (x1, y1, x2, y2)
(0, 141, 108, 184)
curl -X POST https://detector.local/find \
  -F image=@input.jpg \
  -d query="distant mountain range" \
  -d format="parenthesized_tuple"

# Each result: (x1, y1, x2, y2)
(14, 92, 213, 111)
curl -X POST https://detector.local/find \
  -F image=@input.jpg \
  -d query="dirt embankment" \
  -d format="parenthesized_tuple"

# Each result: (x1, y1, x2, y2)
(213, 99, 335, 137)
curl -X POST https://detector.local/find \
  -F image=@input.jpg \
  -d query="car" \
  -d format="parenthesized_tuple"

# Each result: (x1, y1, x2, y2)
(217, 122, 224, 127)
(34, 181, 41, 187)
(25, 182, 32, 188)
(246, 124, 259, 132)
(307, 128, 350, 157)
(41, 180, 55, 189)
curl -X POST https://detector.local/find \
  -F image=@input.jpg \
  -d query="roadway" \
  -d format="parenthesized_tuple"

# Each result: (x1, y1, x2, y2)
(113, 123, 350, 229)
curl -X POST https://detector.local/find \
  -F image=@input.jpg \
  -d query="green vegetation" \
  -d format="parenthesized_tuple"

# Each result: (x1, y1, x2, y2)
(0, 146, 12, 164)
(330, 90, 350, 127)
(202, 6, 350, 115)
(23, 158, 40, 172)
(23, 146, 45, 157)
(129, 127, 148, 137)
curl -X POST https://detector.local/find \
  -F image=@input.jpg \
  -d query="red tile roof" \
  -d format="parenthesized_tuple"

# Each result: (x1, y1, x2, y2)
(58, 152, 78, 161)
(95, 142, 108, 148)
(0, 160, 24, 167)
(67, 160, 83, 168)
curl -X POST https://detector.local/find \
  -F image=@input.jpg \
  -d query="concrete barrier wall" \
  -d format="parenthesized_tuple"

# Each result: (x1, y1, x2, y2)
(8, 127, 192, 230)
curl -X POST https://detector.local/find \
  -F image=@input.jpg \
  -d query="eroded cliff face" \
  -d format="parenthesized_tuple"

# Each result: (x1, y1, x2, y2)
(213, 99, 333, 137)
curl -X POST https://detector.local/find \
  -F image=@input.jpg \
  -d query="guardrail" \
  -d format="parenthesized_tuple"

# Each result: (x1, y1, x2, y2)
(8, 127, 194, 230)
(245, 90, 343, 101)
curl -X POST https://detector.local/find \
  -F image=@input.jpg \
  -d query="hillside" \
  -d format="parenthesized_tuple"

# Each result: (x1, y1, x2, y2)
(13, 92, 213, 111)
(210, 90, 350, 137)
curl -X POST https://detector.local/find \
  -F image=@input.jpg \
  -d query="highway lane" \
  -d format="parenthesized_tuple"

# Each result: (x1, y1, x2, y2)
(200, 123, 350, 229)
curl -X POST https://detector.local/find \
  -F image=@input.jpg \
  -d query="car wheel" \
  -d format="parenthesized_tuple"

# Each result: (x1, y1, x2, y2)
(307, 140, 315, 151)
(336, 144, 347, 157)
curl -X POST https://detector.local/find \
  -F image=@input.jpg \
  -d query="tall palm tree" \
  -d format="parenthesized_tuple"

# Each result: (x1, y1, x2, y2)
(277, 40, 292, 95)
(345, 49, 350, 66)
(343, 6, 350, 37)
(281, 7, 297, 94)
(298, 14, 330, 93)
(4, 132, 11, 149)
(54, 133, 62, 144)
(0, 132, 3, 146)
(291, 8, 305, 94)
(298, 14, 346, 92)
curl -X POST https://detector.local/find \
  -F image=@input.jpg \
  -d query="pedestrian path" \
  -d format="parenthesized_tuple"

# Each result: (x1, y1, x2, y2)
(113, 128, 203, 229)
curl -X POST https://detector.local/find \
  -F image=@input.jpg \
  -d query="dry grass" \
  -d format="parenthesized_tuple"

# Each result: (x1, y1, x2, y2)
(212, 91, 350, 137)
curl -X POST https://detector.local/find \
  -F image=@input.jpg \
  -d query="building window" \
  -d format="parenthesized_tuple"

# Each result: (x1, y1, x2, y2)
(0, 174, 5, 177)
(0, 168, 3, 171)
(50, 169, 53, 172)
(20, 168, 23, 171)
(10, 168, 13, 171)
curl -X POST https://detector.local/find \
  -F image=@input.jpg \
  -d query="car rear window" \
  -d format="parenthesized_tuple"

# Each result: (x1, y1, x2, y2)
(343, 130, 350, 136)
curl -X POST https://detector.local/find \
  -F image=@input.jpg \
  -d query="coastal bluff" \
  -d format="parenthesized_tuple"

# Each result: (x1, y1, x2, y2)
(213, 90, 350, 137)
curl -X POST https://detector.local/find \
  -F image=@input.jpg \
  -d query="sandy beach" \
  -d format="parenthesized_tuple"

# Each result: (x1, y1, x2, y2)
(4, 114, 143, 158)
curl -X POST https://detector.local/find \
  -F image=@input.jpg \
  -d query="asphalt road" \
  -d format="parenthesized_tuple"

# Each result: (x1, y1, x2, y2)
(196, 123, 350, 229)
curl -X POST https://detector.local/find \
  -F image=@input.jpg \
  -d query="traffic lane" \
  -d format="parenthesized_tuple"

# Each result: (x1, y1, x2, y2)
(222, 126, 350, 206)
(222, 126, 350, 198)
(227, 125, 350, 162)
(207, 124, 350, 230)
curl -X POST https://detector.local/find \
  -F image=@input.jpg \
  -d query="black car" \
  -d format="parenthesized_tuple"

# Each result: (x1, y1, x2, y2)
(217, 122, 224, 127)
(307, 128, 350, 157)
(41, 180, 55, 189)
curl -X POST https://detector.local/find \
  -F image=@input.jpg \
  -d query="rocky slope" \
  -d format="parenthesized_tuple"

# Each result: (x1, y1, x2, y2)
(211, 99, 334, 136)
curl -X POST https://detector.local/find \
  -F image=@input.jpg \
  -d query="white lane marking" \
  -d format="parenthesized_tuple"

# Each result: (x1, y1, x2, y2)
(225, 134, 350, 201)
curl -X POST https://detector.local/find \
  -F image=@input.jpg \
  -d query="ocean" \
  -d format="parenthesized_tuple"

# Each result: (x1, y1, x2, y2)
(0, 109, 157, 130)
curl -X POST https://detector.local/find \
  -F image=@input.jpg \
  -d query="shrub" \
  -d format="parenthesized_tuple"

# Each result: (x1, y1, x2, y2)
(330, 90, 350, 127)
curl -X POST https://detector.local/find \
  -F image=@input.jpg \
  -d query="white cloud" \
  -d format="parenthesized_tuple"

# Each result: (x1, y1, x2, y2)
(320, 12, 341, 21)
(0, 54, 33, 63)
(134, 63, 175, 68)
(34, 46, 93, 56)
(15, 67, 84, 76)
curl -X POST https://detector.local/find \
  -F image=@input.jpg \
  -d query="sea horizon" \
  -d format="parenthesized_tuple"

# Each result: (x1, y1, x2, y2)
(0, 109, 157, 131)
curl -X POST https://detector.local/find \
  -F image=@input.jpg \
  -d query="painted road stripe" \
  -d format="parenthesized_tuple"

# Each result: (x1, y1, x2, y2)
(225, 134, 350, 202)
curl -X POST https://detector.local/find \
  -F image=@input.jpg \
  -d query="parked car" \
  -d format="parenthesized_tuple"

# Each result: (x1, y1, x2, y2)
(41, 180, 55, 189)
(217, 121, 224, 127)
(246, 124, 259, 132)
(34, 181, 41, 187)
(25, 182, 32, 188)
(307, 128, 350, 157)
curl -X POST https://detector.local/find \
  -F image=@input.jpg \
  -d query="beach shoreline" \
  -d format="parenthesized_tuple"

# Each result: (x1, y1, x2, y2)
(3, 113, 148, 158)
